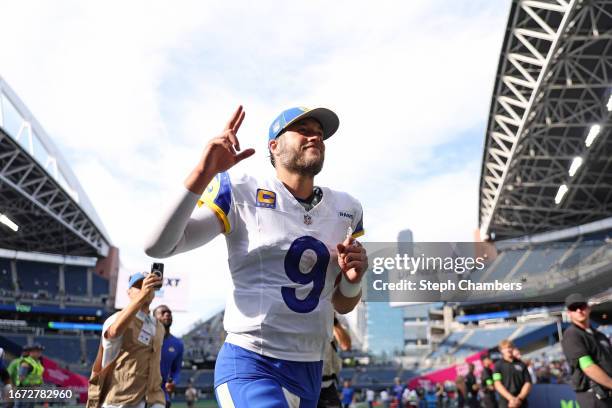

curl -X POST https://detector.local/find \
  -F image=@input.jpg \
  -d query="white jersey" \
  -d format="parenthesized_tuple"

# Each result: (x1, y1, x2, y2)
(199, 172, 364, 362)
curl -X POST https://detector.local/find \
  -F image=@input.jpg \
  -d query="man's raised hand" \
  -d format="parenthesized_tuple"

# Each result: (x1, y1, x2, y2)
(201, 106, 255, 174)
(185, 106, 255, 194)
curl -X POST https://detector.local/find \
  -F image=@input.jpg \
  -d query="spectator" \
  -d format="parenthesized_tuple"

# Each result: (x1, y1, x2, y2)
(435, 382, 446, 408)
(185, 380, 198, 408)
(17, 344, 44, 387)
(464, 363, 479, 408)
(380, 388, 390, 408)
(392, 377, 404, 406)
(7, 349, 28, 387)
(455, 375, 466, 408)
(525, 359, 537, 384)
(402, 386, 418, 407)
(154, 304, 184, 408)
(87, 272, 165, 408)
(480, 354, 497, 408)
(340, 380, 355, 408)
(14, 344, 44, 408)
(512, 347, 523, 361)
(365, 388, 375, 408)
(493, 339, 532, 407)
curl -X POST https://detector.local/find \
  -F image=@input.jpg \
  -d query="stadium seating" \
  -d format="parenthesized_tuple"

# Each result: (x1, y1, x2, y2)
(339, 367, 357, 382)
(429, 331, 466, 358)
(85, 337, 100, 364)
(514, 247, 567, 277)
(454, 327, 514, 358)
(561, 244, 602, 269)
(0, 333, 29, 348)
(92, 273, 110, 297)
(524, 342, 564, 362)
(193, 370, 215, 387)
(0, 258, 13, 293)
(36, 335, 82, 364)
(485, 250, 527, 281)
(16, 260, 60, 296)
(354, 367, 401, 385)
(430, 326, 518, 360)
(64, 265, 88, 296)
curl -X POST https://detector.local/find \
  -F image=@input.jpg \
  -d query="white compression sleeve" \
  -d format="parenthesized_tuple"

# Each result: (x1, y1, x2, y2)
(144, 187, 223, 258)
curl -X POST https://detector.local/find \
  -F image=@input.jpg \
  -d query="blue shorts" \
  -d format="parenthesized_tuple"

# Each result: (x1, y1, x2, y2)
(214, 343, 323, 408)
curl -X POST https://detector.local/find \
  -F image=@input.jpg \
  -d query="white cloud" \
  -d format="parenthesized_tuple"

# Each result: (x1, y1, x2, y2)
(0, 0, 509, 333)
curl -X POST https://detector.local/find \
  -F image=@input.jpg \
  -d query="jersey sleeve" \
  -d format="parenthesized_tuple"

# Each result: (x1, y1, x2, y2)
(352, 201, 364, 239)
(197, 172, 234, 234)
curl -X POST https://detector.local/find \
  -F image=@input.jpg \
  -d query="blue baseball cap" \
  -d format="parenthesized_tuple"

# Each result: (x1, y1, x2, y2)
(268, 107, 339, 142)
(128, 272, 146, 289)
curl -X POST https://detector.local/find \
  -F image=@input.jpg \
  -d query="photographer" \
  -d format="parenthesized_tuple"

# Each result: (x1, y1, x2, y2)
(561, 293, 612, 407)
(87, 272, 165, 408)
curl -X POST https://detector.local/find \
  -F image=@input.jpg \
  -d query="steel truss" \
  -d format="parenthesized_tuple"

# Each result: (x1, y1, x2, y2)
(480, 0, 612, 239)
(0, 127, 109, 256)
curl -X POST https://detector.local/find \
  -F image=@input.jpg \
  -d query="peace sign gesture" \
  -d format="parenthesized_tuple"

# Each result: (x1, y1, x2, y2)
(204, 105, 255, 173)
(185, 106, 255, 194)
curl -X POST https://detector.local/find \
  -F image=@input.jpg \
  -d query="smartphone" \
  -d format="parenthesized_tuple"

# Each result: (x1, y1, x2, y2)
(151, 262, 164, 289)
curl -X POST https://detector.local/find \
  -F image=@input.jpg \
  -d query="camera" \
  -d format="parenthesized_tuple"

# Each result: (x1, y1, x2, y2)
(150, 263, 164, 289)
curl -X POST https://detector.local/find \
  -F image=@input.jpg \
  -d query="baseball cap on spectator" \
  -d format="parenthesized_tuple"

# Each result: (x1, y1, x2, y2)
(128, 272, 146, 289)
(565, 293, 588, 309)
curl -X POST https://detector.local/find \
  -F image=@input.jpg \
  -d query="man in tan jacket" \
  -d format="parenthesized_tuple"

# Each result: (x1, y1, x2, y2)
(88, 272, 165, 408)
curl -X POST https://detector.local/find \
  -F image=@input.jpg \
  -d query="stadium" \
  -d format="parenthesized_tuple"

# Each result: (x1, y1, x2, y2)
(0, 0, 611, 407)
(0, 75, 116, 404)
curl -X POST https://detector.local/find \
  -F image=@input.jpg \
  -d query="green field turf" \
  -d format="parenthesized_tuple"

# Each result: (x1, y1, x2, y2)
(170, 401, 219, 408)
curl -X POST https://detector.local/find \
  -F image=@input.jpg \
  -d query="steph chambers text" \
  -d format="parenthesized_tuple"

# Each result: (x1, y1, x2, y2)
(371, 279, 523, 292)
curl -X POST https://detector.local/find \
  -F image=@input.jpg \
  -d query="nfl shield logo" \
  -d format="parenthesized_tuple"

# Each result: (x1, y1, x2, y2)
(303, 214, 312, 225)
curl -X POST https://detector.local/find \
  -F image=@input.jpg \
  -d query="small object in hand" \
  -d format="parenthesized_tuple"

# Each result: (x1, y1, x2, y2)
(150, 263, 164, 289)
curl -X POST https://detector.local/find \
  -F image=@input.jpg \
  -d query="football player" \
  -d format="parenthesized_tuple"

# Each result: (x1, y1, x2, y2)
(145, 106, 368, 408)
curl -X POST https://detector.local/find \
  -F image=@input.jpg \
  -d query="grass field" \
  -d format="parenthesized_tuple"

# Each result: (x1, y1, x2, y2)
(69, 399, 372, 407)
(171, 401, 219, 408)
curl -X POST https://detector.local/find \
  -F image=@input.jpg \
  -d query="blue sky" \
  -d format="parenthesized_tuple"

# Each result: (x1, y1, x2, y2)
(0, 0, 509, 334)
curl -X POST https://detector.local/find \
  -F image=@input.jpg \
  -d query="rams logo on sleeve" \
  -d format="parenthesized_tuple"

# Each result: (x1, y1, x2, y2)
(198, 172, 232, 233)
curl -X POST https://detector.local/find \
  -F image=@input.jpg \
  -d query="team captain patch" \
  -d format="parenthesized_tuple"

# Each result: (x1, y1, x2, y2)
(256, 189, 276, 208)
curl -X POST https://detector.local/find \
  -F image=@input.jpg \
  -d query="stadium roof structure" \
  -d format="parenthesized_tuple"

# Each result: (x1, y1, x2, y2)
(0, 76, 111, 257)
(479, 0, 612, 241)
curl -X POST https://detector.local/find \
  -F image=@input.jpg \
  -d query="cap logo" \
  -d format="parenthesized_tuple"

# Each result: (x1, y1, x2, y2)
(273, 120, 281, 133)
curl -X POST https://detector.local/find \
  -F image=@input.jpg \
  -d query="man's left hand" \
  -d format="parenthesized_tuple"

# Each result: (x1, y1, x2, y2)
(337, 237, 368, 283)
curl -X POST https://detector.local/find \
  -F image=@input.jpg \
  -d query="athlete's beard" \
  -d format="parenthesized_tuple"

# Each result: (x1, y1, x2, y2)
(276, 139, 325, 177)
